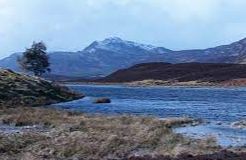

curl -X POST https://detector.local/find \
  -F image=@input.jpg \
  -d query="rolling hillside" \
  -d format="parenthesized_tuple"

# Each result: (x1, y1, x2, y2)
(98, 62, 246, 84)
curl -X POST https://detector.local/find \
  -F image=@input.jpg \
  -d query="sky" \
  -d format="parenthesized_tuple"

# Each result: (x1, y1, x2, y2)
(0, 0, 246, 58)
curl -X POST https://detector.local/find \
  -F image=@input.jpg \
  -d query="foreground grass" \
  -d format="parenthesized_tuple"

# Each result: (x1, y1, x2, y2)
(0, 107, 222, 160)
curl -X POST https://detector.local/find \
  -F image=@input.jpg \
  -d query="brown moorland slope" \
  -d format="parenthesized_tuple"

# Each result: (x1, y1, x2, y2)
(97, 63, 246, 84)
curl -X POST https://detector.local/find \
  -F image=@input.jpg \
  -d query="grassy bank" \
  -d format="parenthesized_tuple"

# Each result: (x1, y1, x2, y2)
(61, 78, 246, 88)
(0, 69, 83, 107)
(126, 79, 246, 87)
(0, 107, 223, 160)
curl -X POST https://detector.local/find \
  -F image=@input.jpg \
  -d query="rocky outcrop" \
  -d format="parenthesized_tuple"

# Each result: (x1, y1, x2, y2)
(0, 69, 83, 107)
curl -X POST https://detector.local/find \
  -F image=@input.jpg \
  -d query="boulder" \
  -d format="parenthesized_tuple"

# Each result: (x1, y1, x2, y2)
(94, 98, 111, 104)
(231, 120, 246, 129)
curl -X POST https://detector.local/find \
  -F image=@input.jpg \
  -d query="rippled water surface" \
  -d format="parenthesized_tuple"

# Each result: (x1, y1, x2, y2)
(52, 84, 246, 146)
(56, 85, 246, 122)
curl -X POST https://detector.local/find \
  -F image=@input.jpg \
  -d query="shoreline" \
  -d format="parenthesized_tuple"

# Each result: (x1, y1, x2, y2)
(60, 81, 246, 88)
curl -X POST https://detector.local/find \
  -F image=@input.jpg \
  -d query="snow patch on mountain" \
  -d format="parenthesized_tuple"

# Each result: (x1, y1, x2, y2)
(84, 37, 157, 53)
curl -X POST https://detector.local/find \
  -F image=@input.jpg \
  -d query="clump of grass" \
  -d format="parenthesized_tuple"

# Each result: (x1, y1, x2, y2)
(0, 133, 48, 155)
(0, 107, 81, 128)
(161, 117, 201, 128)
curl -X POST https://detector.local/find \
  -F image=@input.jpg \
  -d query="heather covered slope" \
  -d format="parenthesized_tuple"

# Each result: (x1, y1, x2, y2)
(0, 69, 83, 107)
(98, 62, 246, 84)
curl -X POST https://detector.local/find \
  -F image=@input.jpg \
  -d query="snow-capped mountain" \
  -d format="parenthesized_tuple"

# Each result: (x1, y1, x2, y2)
(0, 37, 245, 78)
(84, 37, 160, 53)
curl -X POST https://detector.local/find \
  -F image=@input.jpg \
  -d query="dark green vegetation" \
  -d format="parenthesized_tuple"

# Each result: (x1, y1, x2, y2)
(0, 69, 83, 107)
(18, 42, 50, 76)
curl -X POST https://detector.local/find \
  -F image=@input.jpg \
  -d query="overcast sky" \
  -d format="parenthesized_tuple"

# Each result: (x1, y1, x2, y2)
(0, 0, 246, 58)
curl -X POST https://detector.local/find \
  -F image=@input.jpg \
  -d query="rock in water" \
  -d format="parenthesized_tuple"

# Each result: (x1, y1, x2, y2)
(231, 120, 246, 129)
(0, 69, 84, 107)
(94, 98, 111, 104)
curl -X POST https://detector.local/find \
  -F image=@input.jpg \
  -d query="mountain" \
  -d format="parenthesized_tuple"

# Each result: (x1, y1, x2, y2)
(0, 37, 171, 78)
(97, 62, 246, 84)
(0, 52, 22, 71)
(0, 37, 245, 78)
(171, 38, 246, 64)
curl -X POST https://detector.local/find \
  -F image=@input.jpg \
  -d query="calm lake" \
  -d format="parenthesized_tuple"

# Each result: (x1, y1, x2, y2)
(53, 84, 246, 146)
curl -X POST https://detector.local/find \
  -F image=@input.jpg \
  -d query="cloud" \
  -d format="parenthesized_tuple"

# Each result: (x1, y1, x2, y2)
(0, 0, 245, 58)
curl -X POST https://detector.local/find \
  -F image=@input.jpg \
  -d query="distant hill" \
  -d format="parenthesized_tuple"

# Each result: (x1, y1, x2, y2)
(97, 62, 246, 84)
(0, 37, 246, 78)
(171, 38, 246, 64)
